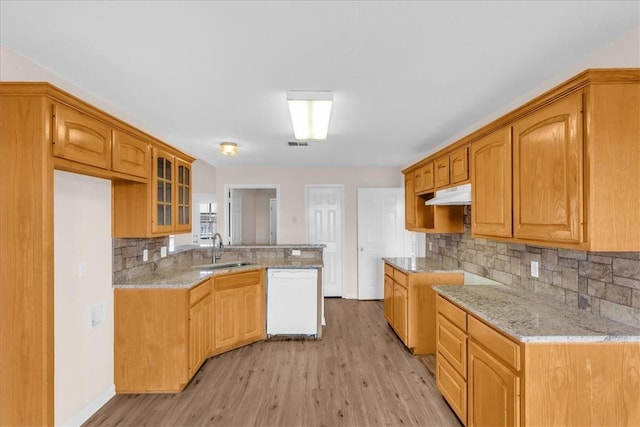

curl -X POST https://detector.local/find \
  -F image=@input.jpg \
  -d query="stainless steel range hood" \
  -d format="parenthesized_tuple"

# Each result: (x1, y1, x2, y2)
(425, 183, 471, 206)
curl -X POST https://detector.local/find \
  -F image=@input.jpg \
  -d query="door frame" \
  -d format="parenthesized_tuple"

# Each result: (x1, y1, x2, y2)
(223, 184, 280, 245)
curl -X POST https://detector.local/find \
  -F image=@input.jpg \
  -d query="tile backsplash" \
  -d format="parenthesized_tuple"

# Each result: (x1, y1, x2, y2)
(425, 206, 640, 328)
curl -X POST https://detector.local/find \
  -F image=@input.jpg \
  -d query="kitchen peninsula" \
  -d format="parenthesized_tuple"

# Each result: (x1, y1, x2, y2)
(113, 244, 324, 393)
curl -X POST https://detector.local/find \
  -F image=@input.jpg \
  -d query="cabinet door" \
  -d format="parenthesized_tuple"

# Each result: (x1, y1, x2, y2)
(450, 146, 469, 184)
(436, 354, 467, 424)
(189, 293, 212, 377)
(214, 288, 239, 351)
(414, 168, 424, 193)
(384, 275, 394, 324)
(393, 283, 408, 344)
(468, 340, 520, 427)
(422, 162, 435, 191)
(434, 156, 450, 188)
(513, 92, 582, 243)
(53, 103, 111, 169)
(238, 284, 265, 343)
(112, 129, 149, 178)
(471, 127, 513, 237)
(404, 174, 417, 229)
(175, 158, 192, 232)
(152, 147, 175, 233)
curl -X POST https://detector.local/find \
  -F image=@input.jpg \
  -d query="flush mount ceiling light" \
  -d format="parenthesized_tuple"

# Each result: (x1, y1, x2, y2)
(287, 91, 333, 141)
(219, 141, 238, 156)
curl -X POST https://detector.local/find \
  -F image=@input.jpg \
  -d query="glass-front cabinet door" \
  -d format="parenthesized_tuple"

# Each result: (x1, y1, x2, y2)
(152, 147, 175, 233)
(175, 158, 192, 232)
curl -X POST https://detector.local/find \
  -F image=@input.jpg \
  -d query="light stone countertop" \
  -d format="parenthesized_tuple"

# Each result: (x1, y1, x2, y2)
(383, 257, 464, 274)
(113, 259, 322, 290)
(433, 285, 640, 343)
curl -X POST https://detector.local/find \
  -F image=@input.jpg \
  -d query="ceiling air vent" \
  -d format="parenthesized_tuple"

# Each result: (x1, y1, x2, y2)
(288, 141, 309, 147)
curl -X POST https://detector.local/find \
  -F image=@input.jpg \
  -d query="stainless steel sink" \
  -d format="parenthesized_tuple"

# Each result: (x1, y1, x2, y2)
(194, 262, 256, 272)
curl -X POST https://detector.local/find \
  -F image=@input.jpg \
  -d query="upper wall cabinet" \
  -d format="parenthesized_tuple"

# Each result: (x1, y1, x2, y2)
(414, 162, 434, 194)
(434, 146, 469, 189)
(114, 148, 192, 238)
(513, 92, 582, 243)
(112, 129, 150, 179)
(471, 127, 512, 238)
(407, 69, 639, 251)
(53, 103, 112, 170)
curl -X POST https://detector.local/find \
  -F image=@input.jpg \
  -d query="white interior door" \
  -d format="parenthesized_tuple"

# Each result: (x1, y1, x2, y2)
(357, 188, 421, 300)
(306, 186, 343, 297)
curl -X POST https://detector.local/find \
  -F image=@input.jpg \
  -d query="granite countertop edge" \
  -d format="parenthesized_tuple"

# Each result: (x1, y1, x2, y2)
(114, 259, 323, 290)
(433, 285, 640, 344)
(382, 257, 464, 274)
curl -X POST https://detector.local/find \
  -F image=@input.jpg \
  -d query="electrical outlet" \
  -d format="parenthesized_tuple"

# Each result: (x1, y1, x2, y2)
(428, 242, 433, 251)
(292, 249, 301, 256)
(531, 261, 539, 278)
(143, 249, 148, 262)
(161, 246, 167, 258)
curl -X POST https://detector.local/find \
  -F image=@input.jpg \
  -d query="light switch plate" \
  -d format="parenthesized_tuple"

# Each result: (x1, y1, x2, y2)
(161, 246, 167, 258)
(428, 242, 433, 251)
(531, 261, 539, 278)
(143, 249, 148, 262)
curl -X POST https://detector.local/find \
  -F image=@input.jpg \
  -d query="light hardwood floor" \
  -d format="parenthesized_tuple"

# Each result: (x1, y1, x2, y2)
(84, 299, 461, 426)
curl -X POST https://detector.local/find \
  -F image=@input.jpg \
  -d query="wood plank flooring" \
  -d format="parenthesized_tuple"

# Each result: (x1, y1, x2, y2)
(83, 299, 461, 426)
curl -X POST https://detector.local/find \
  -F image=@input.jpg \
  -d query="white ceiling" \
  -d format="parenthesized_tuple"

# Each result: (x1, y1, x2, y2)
(1, 1, 638, 168)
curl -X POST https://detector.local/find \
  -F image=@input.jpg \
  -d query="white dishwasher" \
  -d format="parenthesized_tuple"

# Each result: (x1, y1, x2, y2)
(267, 268, 318, 337)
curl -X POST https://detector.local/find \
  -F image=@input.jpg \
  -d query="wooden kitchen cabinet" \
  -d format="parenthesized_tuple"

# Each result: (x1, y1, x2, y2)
(436, 295, 469, 424)
(414, 162, 434, 193)
(112, 129, 150, 179)
(450, 146, 469, 184)
(392, 280, 408, 343)
(383, 273, 394, 324)
(383, 262, 463, 354)
(213, 269, 266, 354)
(471, 127, 512, 238)
(436, 293, 639, 426)
(53, 102, 112, 170)
(188, 281, 213, 378)
(403, 69, 640, 251)
(113, 147, 193, 237)
(468, 340, 520, 427)
(467, 315, 521, 427)
(513, 91, 582, 244)
(115, 268, 266, 393)
(434, 145, 469, 189)
(404, 172, 464, 233)
(434, 156, 450, 188)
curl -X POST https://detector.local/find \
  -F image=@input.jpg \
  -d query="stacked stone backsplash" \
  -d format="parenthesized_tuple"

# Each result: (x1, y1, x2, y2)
(425, 206, 640, 328)
(113, 238, 323, 283)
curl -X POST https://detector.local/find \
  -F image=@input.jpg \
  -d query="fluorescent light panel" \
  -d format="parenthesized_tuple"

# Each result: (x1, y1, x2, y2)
(287, 91, 333, 141)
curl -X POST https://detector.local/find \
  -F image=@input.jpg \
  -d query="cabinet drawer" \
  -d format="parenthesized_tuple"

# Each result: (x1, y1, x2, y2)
(215, 269, 263, 291)
(436, 352, 467, 424)
(393, 269, 408, 286)
(384, 263, 394, 278)
(437, 295, 467, 331)
(437, 313, 467, 378)
(468, 315, 520, 371)
(190, 279, 211, 305)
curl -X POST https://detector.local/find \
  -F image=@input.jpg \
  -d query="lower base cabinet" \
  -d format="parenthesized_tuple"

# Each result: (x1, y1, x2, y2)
(436, 294, 640, 427)
(383, 262, 463, 354)
(115, 268, 265, 393)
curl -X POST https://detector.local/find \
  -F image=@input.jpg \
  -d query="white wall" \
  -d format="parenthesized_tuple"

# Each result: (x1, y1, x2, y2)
(420, 26, 640, 159)
(216, 167, 403, 298)
(54, 171, 113, 426)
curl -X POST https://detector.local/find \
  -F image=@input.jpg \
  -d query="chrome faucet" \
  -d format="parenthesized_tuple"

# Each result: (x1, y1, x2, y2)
(212, 233, 223, 263)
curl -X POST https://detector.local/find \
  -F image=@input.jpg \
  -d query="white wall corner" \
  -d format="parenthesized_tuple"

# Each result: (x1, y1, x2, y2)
(59, 385, 115, 427)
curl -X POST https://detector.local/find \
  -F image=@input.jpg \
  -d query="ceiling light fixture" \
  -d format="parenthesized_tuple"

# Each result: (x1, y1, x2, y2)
(219, 141, 238, 156)
(287, 91, 333, 141)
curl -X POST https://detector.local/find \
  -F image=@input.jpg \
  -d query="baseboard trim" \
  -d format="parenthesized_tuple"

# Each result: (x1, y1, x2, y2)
(60, 384, 115, 427)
